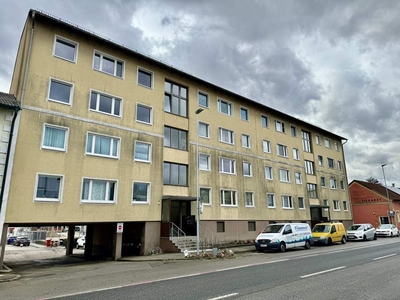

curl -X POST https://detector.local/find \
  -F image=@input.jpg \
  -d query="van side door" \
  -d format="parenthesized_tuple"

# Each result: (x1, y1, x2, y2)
(330, 225, 339, 242)
(283, 225, 294, 247)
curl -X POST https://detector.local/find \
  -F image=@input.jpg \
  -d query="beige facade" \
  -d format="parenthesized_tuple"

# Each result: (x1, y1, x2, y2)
(2, 10, 352, 260)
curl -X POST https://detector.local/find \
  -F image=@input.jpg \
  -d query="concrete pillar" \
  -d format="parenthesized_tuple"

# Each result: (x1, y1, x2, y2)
(84, 224, 94, 259)
(65, 226, 75, 255)
(0, 223, 8, 269)
(112, 231, 123, 261)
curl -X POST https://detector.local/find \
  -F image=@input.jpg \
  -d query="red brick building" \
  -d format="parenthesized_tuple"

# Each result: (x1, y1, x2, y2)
(349, 180, 400, 229)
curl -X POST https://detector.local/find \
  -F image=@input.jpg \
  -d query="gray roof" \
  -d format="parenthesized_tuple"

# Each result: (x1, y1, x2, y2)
(0, 92, 20, 108)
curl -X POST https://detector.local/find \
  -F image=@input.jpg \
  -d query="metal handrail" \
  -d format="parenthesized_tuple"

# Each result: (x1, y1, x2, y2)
(170, 222, 187, 250)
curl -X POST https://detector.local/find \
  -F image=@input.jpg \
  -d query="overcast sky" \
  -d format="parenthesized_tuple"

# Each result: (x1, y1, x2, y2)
(0, 0, 399, 186)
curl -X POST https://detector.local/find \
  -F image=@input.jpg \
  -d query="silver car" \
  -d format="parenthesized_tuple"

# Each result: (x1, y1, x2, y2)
(347, 223, 377, 241)
(376, 224, 399, 237)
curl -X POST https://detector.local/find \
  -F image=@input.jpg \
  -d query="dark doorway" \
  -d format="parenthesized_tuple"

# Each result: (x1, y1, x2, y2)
(122, 222, 144, 256)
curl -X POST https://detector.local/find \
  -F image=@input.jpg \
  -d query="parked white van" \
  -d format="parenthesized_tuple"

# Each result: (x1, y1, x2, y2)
(255, 223, 313, 252)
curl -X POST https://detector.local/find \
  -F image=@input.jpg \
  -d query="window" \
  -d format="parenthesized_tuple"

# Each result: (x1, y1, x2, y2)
(279, 169, 290, 182)
(199, 154, 211, 171)
(48, 78, 73, 105)
(132, 182, 150, 203)
(298, 197, 305, 209)
(330, 178, 337, 189)
(86, 133, 119, 158)
(217, 221, 225, 232)
(136, 104, 152, 124)
(340, 180, 345, 190)
(267, 193, 275, 208)
(217, 98, 233, 115)
(305, 160, 314, 175)
(199, 122, 209, 138)
(248, 221, 256, 231)
(90, 91, 121, 117)
(42, 124, 68, 151)
(325, 138, 331, 148)
(163, 162, 188, 186)
(81, 178, 116, 203)
(318, 155, 323, 166)
(200, 187, 211, 205)
(245, 191, 254, 207)
(261, 115, 269, 128)
(307, 183, 317, 198)
(35, 174, 63, 201)
(220, 190, 237, 206)
(198, 91, 209, 108)
(93, 51, 123, 78)
(315, 135, 320, 145)
(327, 158, 334, 168)
(333, 200, 340, 211)
(302, 131, 311, 152)
(219, 157, 236, 174)
(134, 141, 151, 162)
(164, 126, 187, 150)
(53, 36, 77, 62)
(164, 81, 188, 117)
(240, 107, 249, 121)
(295, 172, 302, 184)
(241, 134, 251, 148)
(263, 140, 271, 153)
(277, 144, 288, 157)
(293, 148, 299, 160)
(137, 68, 153, 88)
(291, 125, 297, 137)
(321, 177, 326, 187)
(265, 166, 273, 180)
(337, 161, 342, 170)
(323, 199, 329, 207)
(282, 195, 293, 209)
(343, 201, 348, 211)
(275, 120, 285, 133)
(334, 142, 339, 151)
(219, 128, 234, 144)
(243, 162, 252, 177)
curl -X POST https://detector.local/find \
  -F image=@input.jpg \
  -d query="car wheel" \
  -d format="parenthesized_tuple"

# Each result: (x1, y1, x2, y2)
(374, 233, 377, 240)
(341, 236, 346, 244)
(327, 238, 332, 246)
(76, 243, 80, 249)
(363, 235, 367, 241)
(83, 244, 85, 250)
(397, 232, 399, 237)
(390, 232, 393, 237)
(27, 243, 30, 246)
(279, 242, 286, 252)
(304, 240, 311, 249)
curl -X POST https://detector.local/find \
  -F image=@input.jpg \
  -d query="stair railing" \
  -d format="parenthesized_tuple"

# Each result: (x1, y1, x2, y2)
(169, 222, 186, 250)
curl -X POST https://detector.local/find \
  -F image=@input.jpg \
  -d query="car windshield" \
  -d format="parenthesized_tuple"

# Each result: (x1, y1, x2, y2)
(378, 224, 390, 229)
(348, 225, 362, 230)
(312, 225, 330, 233)
(262, 224, 284, 233)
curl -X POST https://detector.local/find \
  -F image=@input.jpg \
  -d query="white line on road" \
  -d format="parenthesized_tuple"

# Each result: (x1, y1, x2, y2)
(208, 293, 239, 300)
(373, 253, 397, 260)
(301, 266, 346, 278)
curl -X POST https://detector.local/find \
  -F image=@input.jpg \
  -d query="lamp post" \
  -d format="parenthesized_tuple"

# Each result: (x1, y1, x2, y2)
(195, 108, 203, 255)
(381, 164, 391, 224)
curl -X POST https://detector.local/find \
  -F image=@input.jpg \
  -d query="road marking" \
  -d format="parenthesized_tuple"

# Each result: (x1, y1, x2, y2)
(373, 253, 397, 260)
(208, 293, 239, 300)
(301, 266, 346, 278)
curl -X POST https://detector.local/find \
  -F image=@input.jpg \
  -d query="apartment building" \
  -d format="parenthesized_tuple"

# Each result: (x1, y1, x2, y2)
(0, 10, 351, 261)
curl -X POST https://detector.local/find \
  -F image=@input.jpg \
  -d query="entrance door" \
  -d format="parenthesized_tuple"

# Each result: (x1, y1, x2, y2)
(169, 200, 196, 236)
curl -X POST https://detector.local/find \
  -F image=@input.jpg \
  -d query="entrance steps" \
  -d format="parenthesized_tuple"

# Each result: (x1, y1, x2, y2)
(169, 236, 213, 252)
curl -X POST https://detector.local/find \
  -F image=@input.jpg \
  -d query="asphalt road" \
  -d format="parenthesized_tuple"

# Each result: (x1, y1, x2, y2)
(2, 239, 400, 300)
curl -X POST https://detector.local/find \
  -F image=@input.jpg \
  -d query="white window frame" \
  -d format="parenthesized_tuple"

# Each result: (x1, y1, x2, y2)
(305, 160, 314, 175)
(219, 157, 236, 174)
(134, 141, 152, 163)
(47, 77, 74, 106)
(137, 67, 154, 89)
(132, 181, 151, 204)
(199, 122, 210, 139)
(41, 123, 69, 152)
(340, 180, 345, 190)
(198, 90, 209, 108)
(282, 195, 294, 209)
(261, 114, 269, 128)
(199, 153, 211, 171)
(333, 200, 340, 211)
(321, 176, 326, 188)
(89, 89, 122, 117)
(298, 197, 305, 210)
(243, 161, 252, 177)
(334, 142, 339, 151)
(293, 148, 299, 160)
(217, 98, 233, 116)
(267, 193, 276, 208)
(263, 140, 271, 153)
(315, 134, 320, 145)
(93, 50, 124, 78)
(277, 144, 288, 157)
(279, 169, 290, 183)
(318, 155, 323, 166)
(34, 173, 64, 202)
(295, 172, 302, 184)
(275, 120, 285, 133)
(136, 103, 153, 125)
(220, 189, 237, 206)
(290, 125, 297, 137)
(240, 106, 249, 122)
(325, 138, 331, 148)
(337, 161, 342, 170)
(327, 158, 334, 169)
(200, 187, 212, 205)
(218, 127, 235, 144)
(53, 35, 78, 63)
(81, 177, 117, 204)
(245, 191, 255, 207)
(330, 178, 337, 189)
(265, 166, 273, 180)
(241, 134, 251, 148)
(343, 201, 348, 211)
(86, 132, 120, 159)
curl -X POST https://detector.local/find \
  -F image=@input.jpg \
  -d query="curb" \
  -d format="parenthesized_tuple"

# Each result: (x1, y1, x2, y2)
(0, 274, 20, 282)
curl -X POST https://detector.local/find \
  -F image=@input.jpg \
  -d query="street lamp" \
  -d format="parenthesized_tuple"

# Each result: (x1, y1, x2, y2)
(381, 164, 391, 224)
(195, 108, 203, 255)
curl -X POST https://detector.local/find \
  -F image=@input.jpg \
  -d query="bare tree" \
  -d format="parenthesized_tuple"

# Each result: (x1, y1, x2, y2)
(365, 177, 379, 184)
